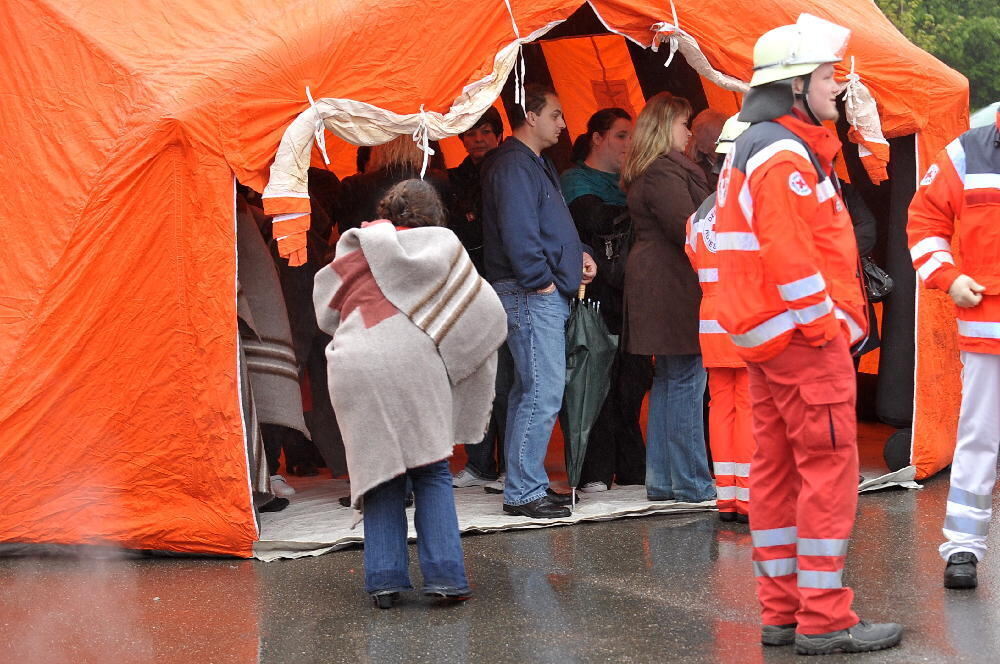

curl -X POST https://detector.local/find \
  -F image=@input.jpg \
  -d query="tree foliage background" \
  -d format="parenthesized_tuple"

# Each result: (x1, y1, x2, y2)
(874, 0, 999, 109)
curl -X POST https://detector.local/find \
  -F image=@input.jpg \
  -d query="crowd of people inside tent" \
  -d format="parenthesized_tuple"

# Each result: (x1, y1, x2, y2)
(236, 94, 881, 517)
(234, 13, 998, 652)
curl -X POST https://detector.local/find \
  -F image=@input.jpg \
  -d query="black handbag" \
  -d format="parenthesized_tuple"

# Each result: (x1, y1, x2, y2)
(593, 210, 633, 291)
(861, 256, 893, 303)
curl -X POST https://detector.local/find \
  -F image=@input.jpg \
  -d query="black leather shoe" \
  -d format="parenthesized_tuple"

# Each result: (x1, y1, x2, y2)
(944, 551, 978, 589)
(719, 511, 737, 522)
(503, 497, 571, 519)
(545, 488, 578, 506)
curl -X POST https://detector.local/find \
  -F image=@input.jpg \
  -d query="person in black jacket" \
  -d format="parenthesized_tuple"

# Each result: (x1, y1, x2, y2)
(448, 107, 513, 490)
(560, 108, 652, 492)
(334, 136, 449, 234)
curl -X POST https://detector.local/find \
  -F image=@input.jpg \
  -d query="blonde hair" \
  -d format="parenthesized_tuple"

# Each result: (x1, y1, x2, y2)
(620, 92, 692, 190)
(368, 135, 423, 171)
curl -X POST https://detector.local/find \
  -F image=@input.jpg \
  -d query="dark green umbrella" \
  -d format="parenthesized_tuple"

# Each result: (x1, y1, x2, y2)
(560, 286, 618, 507)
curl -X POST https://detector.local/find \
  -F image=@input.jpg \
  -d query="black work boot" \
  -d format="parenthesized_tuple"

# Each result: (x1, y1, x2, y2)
(761, 623, 796, 646)
(795, 620, 903, 655)
(944, 551, 978, 589)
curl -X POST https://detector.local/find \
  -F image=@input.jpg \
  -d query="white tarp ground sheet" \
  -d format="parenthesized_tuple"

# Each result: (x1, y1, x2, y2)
(254, 478, 716, 561)
(254, 470, 920, 561)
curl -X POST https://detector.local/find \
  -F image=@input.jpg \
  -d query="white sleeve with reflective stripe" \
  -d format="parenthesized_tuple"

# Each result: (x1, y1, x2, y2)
(776, 272, 826, 302)
(745, 139, 811, 180)
(946, 138, 966, 183)
(788, 296, 834, 325)
(910, 236, 952, 262)
(916, 252, 956, 282)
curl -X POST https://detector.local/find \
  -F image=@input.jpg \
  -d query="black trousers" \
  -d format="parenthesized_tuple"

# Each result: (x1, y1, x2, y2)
(578, 351, 653, 487)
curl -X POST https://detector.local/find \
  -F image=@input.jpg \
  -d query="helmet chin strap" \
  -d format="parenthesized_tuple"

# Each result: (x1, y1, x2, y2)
(793, 72, 823, 125)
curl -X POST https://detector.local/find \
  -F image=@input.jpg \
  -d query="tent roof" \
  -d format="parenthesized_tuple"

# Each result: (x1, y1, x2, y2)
(0, 0, 968, 555)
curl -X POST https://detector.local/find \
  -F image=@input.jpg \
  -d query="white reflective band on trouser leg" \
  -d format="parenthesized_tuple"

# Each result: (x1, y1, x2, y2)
(717, 486, 750, 501)
(948, 486, 992, 510)
(798, 569, 843, 589)
(700, 320, 728, 334)
(730, 312, 795, 348)
(777, 272, 826, 302)
(754, 558, 797, 577)
(714, 462, 750, 477)
(966, 173, 1000, 190)
(944, 514, 990, 537)
(698, 268, 719, 283)
(798, 538, 850, 557)
(714, 232, 760, 251)
(958, 320, 1000, 340)
(789, 296, 834, 325)
(752, 526, 797, 548)
(714, 461, 735, 475)
(910, 236, 952, 262)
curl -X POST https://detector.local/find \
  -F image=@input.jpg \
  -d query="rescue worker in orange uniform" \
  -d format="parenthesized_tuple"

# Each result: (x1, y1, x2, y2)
(908, 110, 1000, 591)
(713, 14, 903, 655)
(685, 115, 752, 524)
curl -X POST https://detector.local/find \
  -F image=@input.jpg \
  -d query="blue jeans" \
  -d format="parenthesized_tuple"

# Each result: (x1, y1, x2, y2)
(646, 354, 715, 502)
(494, 281, 570, 506)
(362, 460, 469, 595)
(464, 342, 514, 480)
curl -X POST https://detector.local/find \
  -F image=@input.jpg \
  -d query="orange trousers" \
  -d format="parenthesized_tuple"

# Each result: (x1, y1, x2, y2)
(747, 333, 859, 634)
(707, 367, 754, 515)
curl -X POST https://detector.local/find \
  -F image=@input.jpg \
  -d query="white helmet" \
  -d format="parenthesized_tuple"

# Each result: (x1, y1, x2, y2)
(715, 115, 750, 154)
(750, 14, 851, 87)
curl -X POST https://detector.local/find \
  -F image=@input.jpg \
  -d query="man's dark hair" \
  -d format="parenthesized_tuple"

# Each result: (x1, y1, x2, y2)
(460, 106, 503, 138)
(507, 84, 557, 129)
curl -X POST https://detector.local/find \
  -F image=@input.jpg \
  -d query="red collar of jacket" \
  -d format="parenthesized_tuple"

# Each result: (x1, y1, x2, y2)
(775, 110, 842, 176)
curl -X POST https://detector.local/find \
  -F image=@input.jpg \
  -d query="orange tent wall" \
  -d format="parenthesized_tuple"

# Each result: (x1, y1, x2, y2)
(0, 0, 967, 554)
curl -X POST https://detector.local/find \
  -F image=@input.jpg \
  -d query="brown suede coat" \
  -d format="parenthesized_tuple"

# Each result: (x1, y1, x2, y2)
(623, 151, 710, 356)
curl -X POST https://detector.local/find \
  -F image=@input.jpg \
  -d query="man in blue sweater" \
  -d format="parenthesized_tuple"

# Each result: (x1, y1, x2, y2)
(482, 84, 596, 518)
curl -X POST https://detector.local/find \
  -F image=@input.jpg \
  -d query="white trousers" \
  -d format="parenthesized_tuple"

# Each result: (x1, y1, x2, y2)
(940, 351, 1000, 562)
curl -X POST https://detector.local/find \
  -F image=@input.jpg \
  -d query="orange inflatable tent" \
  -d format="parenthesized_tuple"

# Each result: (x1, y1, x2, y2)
(0, 0, 967, 556)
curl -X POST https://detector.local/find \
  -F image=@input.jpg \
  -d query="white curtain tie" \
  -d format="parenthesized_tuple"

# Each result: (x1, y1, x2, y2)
(411, 105, 435, 179)
(503, 0, 526, 112)
(305, 86, 330, 165)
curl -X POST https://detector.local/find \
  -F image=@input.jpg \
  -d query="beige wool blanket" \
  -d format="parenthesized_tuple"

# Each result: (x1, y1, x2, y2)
(313, 222, 507, 516)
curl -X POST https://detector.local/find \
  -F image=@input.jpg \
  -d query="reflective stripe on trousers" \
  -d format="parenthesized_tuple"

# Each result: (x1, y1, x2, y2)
(941, 351, 1000, 562)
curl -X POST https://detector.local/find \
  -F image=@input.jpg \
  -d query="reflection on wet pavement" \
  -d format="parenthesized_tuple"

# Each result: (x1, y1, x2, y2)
(2, 429, 1000, 663)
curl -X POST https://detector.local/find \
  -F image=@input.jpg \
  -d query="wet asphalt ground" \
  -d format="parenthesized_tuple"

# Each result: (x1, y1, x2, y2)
(2, 425, 998, 664)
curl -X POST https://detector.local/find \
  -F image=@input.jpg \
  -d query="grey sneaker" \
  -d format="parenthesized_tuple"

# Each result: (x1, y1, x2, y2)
(452, 468, 502, 490)
(795, 619, 903, 655)
(761, 623, 796, 646)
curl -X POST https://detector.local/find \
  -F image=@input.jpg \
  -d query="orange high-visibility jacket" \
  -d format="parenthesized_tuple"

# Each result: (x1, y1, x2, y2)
(714, 115, 867, 363)
(686, 193, 746, 368)
(908, 118, 1000, 355)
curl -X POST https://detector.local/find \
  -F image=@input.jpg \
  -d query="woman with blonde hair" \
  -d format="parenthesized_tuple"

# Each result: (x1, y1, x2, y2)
(622, 92, 715, 504)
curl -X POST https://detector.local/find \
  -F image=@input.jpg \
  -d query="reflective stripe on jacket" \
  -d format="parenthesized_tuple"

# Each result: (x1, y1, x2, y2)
(713, 118, 867, 363)
(685, 192, 745, 368)
(907, 120, 1000, 354)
